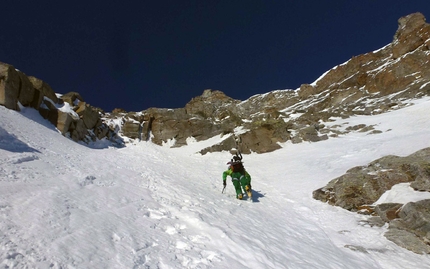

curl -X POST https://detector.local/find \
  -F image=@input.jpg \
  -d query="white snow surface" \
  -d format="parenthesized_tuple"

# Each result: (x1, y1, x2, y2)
(1, 98, 430, 269)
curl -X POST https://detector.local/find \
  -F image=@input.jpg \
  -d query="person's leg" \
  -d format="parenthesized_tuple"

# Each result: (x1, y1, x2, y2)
(232, 179, 243, 199)
(240, 175, 252, 198)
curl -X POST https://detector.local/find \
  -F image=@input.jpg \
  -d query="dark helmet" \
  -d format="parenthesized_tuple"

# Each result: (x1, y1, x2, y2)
(227, 152, 243, 165)
(232, 156, 241, 162)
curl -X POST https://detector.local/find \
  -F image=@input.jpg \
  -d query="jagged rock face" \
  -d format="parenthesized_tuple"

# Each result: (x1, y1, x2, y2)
(297, 12, 430, 116)
(102, 12, 430, 154)
(129, 90, 295, 153)
(105, 88, 311, 153)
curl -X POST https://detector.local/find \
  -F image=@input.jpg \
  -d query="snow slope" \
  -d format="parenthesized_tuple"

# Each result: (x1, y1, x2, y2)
(1, 98, 430, 269)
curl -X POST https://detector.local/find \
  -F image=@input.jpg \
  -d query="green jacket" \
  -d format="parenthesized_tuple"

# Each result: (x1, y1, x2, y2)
(223, 169, 251, 182)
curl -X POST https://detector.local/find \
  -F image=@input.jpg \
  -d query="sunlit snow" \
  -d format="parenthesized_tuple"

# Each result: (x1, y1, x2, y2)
(1, 98, 430, 268)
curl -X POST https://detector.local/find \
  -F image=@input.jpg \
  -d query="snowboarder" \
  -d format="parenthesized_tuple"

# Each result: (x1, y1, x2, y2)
(222, 153, 252, 200)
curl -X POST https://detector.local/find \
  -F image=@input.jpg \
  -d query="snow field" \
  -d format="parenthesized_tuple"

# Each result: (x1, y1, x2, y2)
(1, 98, 430, 268)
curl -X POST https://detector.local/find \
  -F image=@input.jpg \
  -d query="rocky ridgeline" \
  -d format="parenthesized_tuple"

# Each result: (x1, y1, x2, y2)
(104, 12, 430, 154)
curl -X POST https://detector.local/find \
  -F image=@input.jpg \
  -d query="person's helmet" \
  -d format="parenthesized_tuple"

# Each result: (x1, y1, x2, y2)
(226, 152, 243, 165)
(227, 156, 242, 165)
(232, 156, 241, 162)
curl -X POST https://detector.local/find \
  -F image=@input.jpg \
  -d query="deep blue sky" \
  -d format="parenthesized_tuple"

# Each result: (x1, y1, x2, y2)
(2, 1, 430, 112)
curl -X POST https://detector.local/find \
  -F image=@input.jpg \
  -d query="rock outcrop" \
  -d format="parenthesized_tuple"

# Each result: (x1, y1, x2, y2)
(313, 147, 430, 254)
(0, 61, 122, 146)
(313, 147, 430, 211)
(0, 63, 36, 111)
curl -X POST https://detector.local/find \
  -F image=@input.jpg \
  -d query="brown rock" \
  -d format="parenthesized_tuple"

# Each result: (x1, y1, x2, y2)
(298, 84, 316, 99)
(75, 102, 100, 129)
(0, 62, 20, 110)
(17, 72, 36, 107)
(385, 199, 430, 254)
(374, 203, 403, 222)
(122, 119, 142, 139)
(28, 76, 58, 104)
(392, 12, 430, 59)
(70, 119, 88, 141)
(61, 91, 84, 106)
(57, 110, 74, 135)
(312, 149, 430, 211)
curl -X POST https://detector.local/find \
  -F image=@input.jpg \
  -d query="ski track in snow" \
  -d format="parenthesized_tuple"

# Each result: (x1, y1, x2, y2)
(1, 100, 430, 268)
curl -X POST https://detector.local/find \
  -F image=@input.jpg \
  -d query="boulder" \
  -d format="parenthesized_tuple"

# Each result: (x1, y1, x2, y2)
(94, 122, 110, 140)
(298, 125, 328, 142)
(240, 127, 282, 154)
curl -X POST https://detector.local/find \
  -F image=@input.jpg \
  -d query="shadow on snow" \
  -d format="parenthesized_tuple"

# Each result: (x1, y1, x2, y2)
(250, 190, 265, 203)
(0, 126, 41, 153)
